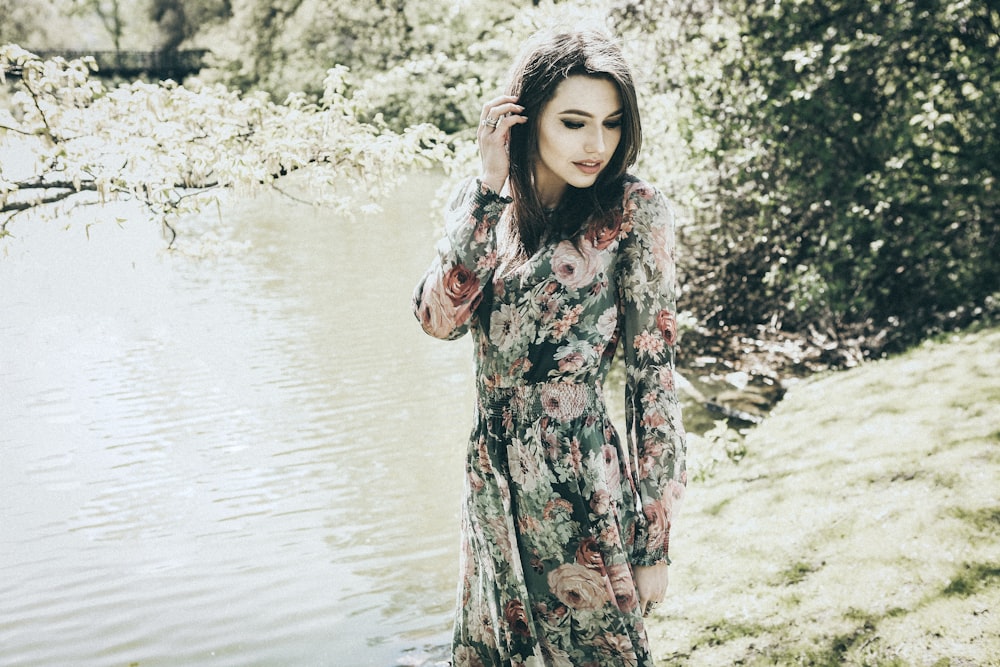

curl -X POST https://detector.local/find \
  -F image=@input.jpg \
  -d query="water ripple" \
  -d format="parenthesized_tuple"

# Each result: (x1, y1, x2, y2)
(0, 175, 468, 666)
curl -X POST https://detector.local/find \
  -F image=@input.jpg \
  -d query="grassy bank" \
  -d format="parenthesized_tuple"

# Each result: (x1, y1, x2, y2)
(652, 327, 1000, 666)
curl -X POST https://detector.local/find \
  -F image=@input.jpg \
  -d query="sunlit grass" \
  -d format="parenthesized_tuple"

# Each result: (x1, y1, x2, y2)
(650, 327, 1000, 666)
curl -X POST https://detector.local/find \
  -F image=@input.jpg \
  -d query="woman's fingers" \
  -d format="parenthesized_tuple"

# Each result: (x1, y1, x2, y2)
(478, 104, 526, 139)
(496, 111, 527, 129)
(477, 96, 527, 191)
(482, 102, 525, 124)
(480, 95, 525, 132)
(480, 95, 520, 121)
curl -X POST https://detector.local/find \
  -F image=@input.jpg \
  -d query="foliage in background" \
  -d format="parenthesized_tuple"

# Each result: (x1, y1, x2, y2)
(0, 0, 57, 48)
(684, 0, 999, 357)
(68, 1, 127, 59)
(0, 45, 447, 242)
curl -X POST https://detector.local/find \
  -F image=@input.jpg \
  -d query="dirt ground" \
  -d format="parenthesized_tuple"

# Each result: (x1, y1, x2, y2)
(650, 327, 1000, 667)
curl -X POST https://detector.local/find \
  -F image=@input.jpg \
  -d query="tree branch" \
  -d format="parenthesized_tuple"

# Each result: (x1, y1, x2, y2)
(0, 123, 37, 137)
(2, 189, 79, 212)
(18, 69, 57, 142)
(8, 178, 95, 191)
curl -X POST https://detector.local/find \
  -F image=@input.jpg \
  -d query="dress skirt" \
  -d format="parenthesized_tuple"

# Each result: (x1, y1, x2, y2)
(453, 381, 653, 667)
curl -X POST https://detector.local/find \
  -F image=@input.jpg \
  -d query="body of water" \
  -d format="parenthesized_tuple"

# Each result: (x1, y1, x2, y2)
(1, 172, 468, 666)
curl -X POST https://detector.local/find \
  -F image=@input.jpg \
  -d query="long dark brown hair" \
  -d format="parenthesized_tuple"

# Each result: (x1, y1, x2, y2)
(504, 29, 642, 257)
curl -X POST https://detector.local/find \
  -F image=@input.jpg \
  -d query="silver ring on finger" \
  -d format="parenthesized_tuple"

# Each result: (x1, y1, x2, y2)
(481, 116, 499, 128)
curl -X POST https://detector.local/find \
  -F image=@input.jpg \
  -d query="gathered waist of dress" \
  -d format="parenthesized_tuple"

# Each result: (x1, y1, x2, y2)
(478, 381, 606, 422)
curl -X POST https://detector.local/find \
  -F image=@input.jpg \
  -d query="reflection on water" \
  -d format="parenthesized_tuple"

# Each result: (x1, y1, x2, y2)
(0, 172, 469, 666)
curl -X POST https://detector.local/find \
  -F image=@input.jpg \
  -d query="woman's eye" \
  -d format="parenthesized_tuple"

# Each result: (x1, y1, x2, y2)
(561, 120, 584, 129)
(605, 120, 622, 129)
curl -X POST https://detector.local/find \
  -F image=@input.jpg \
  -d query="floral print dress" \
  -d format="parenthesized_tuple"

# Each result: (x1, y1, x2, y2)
(413, 175, 686, 667)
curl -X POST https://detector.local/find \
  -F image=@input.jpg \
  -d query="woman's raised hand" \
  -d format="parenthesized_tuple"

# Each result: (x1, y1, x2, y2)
(477, 95, 527, 194)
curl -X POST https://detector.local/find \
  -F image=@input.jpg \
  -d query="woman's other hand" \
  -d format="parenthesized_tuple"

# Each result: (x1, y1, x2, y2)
(477, 95, 527, 193)
(634, 562, 668, 617)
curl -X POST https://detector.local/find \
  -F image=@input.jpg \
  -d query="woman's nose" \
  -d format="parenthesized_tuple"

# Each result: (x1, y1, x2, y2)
(585, 128, 606, 154)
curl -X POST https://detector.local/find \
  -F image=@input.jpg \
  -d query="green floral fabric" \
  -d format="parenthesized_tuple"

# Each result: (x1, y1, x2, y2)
(413, 175, 686, 667)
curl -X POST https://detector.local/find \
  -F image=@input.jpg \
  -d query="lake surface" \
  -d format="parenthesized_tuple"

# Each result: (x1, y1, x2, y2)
(0, 172, 705, 666)
(0, 172, 473, 666)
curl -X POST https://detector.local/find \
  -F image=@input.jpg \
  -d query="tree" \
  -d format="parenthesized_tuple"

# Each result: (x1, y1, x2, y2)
(150, 0, 189, 53)
(0, 0, 50, 46)
(71, 0, 127, 66)
(0, 45, 448, 244)
(684, 0, 999, 356)
(149, 0, 231, 53)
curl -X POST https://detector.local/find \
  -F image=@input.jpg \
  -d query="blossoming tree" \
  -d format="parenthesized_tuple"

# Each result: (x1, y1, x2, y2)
(0, 45, 448, 244)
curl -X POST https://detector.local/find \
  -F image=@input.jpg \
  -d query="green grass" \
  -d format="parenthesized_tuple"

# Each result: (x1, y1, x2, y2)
(776, 560, 820, 586)
(694, 619, 771, 647)
(648, 327, 1000, 666)
(951, 507, 1000, 533)
(942, 563, 1000, 598)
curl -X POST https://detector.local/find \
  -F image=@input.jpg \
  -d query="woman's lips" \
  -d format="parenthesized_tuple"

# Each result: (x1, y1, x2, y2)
(574, 160, 603, 175)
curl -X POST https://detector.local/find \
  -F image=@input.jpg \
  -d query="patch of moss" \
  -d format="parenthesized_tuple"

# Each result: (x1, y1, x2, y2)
(663, 328, 1000, 665)
(777, 560, 820, 586)
(951, 506, 1000, 534)
(744, 620, 884, 666)
(932, 472, 961, 489)
(704, 497, 733, 516)
(942, 562, 1000, 597)
(695, 619, 769, 647)
(741, 610, 920, 666)
(885, 606, 909, 618)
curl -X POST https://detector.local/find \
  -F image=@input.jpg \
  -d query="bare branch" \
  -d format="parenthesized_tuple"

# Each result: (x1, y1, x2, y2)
(0, 123, 37, 137)
(9, 179, 96, 191)
(19, 70, 57, 143)
(270, 183, 313, 205)
(2, 189, 80, 212)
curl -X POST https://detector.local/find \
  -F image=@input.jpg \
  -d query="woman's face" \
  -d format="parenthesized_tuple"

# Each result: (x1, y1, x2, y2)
(533, 75, 623, 208)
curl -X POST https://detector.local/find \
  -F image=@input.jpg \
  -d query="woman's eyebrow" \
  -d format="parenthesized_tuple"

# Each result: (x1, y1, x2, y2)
(557, 108, 625, 117)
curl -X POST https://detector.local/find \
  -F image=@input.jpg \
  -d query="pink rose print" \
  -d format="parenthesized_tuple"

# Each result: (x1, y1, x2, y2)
(546, 563, 610, 611)
(575, 536, 605, 571)
(551, 240, 602, 290)
(585, 210, 623, 250)
(602, 444, 622, 491)
(656, 309, 678, 346)
(590, 489, 611, 516)
(418, 280, 459, 335)
(633, 331, 665, 359)
(504, 599, 532, 639)
(607, 563, 638, 612)
(651, 222, 674, 271)
(444, 264, 480, 306)
(596, 306, 617, 339)
(643, 501, 668, 553)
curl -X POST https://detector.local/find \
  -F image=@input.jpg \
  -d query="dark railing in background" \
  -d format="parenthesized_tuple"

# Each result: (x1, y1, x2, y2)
(4, 49, 209, 79)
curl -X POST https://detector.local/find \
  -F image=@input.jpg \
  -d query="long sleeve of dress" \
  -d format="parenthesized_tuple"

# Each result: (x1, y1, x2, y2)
(412, 177, 509, 340)
(616, 181, 688, 567)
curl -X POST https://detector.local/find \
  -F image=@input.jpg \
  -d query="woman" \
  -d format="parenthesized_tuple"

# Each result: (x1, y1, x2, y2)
(412, 28, 686, 667)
